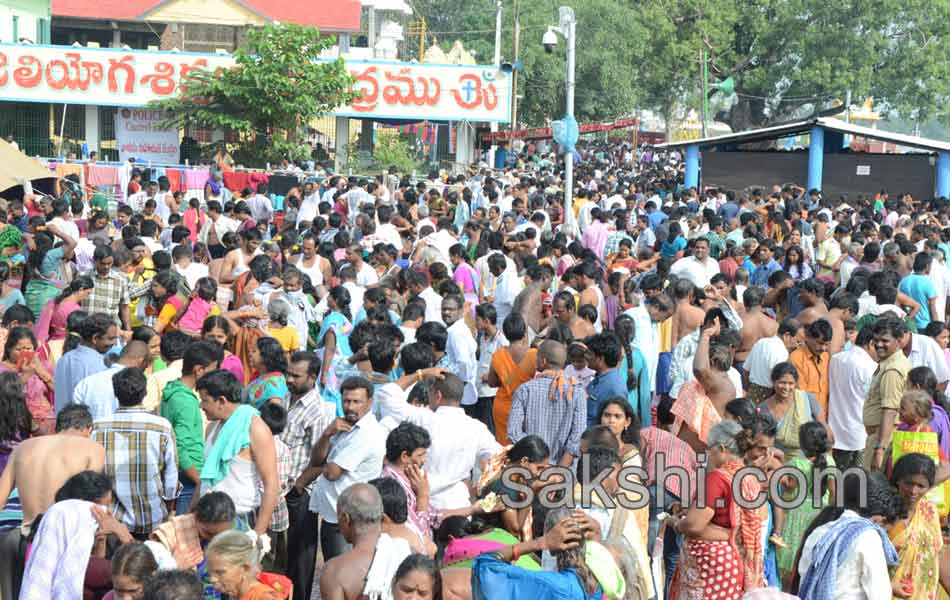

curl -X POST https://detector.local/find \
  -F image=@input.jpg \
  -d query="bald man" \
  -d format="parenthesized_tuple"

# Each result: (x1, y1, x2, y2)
(72, 340, 151, 421)
(508, 340, 588, 466)
(318, 483, 412, 600)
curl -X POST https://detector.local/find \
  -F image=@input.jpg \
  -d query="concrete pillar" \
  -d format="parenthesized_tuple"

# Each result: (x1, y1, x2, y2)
(84, 105, 99, 156)
(360, 119, 374, 153)
(807, 126, 824, 191)
(684, 144, 699, 189)
(334, 117, 350, 173)
(455, 122, 475, 173)
(937, 151, 950, 198)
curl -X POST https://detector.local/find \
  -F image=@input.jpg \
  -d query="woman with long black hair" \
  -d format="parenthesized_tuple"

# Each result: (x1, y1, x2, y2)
(24, 224, 77, 331)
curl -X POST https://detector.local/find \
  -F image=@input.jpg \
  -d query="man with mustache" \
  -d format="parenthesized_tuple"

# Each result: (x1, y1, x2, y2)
(308, 376, 387, 562)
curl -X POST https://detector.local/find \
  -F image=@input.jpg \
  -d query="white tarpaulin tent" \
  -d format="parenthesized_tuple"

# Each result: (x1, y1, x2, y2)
(0, 138, 55, 196)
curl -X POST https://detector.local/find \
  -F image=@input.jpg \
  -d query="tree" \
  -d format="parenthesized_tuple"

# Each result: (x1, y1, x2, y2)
(151, 23, 355, 166)
(413, 0, 950, 132)
(412, 0, 648, 127)
(635, 0, 950, 131)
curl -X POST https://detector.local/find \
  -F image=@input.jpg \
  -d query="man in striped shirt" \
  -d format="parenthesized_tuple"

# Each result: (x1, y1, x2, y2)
(92, 367, 178, 538)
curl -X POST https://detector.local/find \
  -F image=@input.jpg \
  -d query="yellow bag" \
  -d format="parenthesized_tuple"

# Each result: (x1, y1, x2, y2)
(891, 429, 948, 515)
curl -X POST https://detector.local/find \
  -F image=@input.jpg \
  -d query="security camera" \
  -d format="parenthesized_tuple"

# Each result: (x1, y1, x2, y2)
(542, 28, 558, 53)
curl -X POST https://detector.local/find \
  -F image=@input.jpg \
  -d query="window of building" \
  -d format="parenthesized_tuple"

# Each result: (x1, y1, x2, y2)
(182, 24, 237, 53)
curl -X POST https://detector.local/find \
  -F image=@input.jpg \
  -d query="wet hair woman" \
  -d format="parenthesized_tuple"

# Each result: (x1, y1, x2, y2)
(888, 453, 943, 600)
(202, 315, 246, 384)
(104, 543, 158, 600)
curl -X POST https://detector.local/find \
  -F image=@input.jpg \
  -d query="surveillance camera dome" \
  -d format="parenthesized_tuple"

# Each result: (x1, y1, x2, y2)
(542, 29, 558, 53)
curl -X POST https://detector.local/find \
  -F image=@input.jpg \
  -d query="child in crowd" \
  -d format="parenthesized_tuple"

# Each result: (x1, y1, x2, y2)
(259, 402, 291, 574)
(564, 341, 595, 388)
(176, 277, 220, 336)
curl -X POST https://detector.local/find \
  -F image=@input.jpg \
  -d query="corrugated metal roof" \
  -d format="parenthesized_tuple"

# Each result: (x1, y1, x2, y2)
(657, 117, 950, 153)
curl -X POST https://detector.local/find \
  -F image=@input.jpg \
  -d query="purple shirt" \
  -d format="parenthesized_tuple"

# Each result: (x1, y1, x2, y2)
(931, 403, 950, 459)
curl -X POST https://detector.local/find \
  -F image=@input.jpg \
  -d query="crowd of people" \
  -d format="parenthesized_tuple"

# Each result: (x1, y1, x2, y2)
(0, 140, 948, 600)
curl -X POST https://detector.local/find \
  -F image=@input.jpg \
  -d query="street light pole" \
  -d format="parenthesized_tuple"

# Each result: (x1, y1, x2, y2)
(489, 0, 502, 168)
(561, 6, 577, 237)
(701, 46, 709, 138)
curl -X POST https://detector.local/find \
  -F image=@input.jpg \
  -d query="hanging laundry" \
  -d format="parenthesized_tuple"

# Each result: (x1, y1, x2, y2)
(165, 169, 185, 193)
(55, 163, 83, 178)
(223, 171, 251, 193)
(85, 165, 119, 188)
(184, 168, 210, 190)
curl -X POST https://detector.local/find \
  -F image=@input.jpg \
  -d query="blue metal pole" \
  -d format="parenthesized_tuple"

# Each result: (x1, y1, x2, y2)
(807, 126, 824, 191)
(937, 151, 950, 198)
(685, 144, 699, 189)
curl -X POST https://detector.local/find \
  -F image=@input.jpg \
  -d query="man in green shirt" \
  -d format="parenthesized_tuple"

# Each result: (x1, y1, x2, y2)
(704, 216, 727, 260)
(160, 340, 222, 515)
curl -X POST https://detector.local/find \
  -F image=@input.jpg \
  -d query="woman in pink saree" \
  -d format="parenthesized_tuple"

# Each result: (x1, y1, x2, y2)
(35, 275, 94, 367)
(450, 243, 480, 311)
(0, 327, 55, 434)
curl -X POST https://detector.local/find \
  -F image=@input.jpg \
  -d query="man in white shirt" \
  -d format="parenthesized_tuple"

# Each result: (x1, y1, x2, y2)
(827, 327, 877, 470)
(669, 238, 720, 287)
(297, 179, 328, 227)
(153, 179, 175, 224)
(488, 253, 522, 328)
(172, 245, 209, 290)
(797, 482, 898, 600)
(743, 318, 805, 403)
(309, 376, 386, 560)
(441, 294, 479, 410)
(339, 265, 365, 317)
(73, 341, 150, 421)
(50, 198, 81, 242)
(247, 183, 274, 224)
(375, 205, 403, 250)
(406, 269, 443, 325)
(475, 304, 505, 428)
(199, 201, 240, 258)
(902, 329, 950, 390)
(346, 244, 379, 287)
(624, 293, 674, 395)
(343, 180, 372, 219)
(374, 368, 500, 510)
(926, 246, 950, 321)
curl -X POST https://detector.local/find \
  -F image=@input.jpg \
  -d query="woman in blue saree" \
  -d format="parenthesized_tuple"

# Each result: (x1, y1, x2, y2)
(23, 224, 76, 321)
(318, 286, 354, 411)
(614, 314, 653, 427)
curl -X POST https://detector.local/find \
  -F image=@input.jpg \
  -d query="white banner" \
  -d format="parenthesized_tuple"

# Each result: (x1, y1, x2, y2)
(0, 44, 512, 123)
(115, 108, 180, 164)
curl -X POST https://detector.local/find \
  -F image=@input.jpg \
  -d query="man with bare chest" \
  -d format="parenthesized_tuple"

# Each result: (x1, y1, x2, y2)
(512, 265, 554, 338)
(826, 293, 858, 354)
(551, 291, 595, 340)
(319, 484, 412, 600)
(737, 287, 777, 363)
(670, 279, 704, 346)
(795, 279, 829, 326)
(0, 404, 105, 530)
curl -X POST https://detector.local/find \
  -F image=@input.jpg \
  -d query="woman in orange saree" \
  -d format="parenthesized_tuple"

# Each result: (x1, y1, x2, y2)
(484, 312, 537, 444)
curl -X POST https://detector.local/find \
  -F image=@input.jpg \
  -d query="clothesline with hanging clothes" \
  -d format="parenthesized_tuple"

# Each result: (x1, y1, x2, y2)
(41, 158, 317, 206)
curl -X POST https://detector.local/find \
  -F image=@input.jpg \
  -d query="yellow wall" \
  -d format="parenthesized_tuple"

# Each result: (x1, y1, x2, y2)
(144, 0, 266, 26)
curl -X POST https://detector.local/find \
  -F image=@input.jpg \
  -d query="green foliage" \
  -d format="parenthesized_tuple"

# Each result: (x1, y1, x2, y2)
(373, 135, 417, 174)
(150, 23, 356, 166)
(412, 0, 950, 130)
